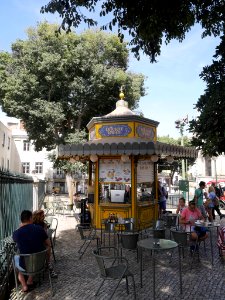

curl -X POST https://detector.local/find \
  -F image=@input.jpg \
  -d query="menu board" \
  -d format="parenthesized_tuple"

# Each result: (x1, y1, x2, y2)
(137, 160, 154, 183)
(99, 159, 131, 183)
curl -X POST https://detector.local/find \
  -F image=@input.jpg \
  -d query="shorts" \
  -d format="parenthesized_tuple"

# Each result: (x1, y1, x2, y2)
(197, 205, 207, 218)
(159, 201, 166, 211)
(194, 226, 208, 238)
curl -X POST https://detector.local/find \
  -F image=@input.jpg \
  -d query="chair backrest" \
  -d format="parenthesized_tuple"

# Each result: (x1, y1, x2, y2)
(104, 222, 116, 233)
(120, 232, 139, 250)
(153, 228, 165, 239)
(77, 225, 85, 240)
(93, 248, 107, 278)
(51, 217, 58, 231)
(164, 215, 177, 228)
(124, 218, 135, 232)
(154, 220, 165, 229)
(171, 229, 188, 247)
(16, 249, 47, 275)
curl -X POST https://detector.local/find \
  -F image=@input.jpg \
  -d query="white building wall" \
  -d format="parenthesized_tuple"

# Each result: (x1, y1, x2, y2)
(11, 126, 54, 181)
(189, 151, 225, 186)
(0, 121, 21, 172)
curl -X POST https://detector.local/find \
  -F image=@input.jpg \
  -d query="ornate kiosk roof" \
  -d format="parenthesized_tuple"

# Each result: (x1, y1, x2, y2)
(57, 91, 197, 160)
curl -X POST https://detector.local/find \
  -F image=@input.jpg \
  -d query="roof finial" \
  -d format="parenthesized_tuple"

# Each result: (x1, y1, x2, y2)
(119, 86, 125, 100)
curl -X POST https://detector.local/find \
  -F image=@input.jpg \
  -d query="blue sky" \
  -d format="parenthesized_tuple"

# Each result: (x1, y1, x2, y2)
(0, 0, 220, 137)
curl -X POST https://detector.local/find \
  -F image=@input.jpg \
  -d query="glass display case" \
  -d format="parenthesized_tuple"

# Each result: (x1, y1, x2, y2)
(98, 158, 131, 203)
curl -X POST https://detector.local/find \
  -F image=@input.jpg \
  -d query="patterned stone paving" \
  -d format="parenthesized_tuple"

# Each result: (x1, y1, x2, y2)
(9, 206, 225, 300)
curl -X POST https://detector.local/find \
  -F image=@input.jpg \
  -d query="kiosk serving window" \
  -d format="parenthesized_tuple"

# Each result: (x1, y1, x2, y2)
(137, 160, 154, 202)
(99, 159, 131, 203)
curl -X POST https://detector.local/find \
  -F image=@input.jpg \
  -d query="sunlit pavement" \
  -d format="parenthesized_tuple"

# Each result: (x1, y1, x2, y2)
(9, 204, 225, 300)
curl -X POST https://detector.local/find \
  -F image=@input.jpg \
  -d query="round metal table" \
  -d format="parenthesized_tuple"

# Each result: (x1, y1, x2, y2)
(137, 237, 182, 299)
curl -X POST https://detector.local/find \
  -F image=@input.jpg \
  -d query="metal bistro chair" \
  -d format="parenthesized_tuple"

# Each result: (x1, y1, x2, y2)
(170, 227, 200, 267)
(118, 232, 139, 262)
(123, 218, 135, 232)
(46, 217, 58, 245)
(152, 220, 166, 239)
(101, 219, 117, 247)
(13, 249, 53, 300)
(93, 246, 136, 300)
(77, 224, 100, 259)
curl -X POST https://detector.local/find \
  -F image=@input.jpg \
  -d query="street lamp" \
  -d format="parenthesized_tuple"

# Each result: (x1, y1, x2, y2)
(175, 115, 188, 179)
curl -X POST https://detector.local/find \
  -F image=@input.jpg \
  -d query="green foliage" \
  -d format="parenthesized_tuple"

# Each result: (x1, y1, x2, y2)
(189, 36, 225, 157)
(41, 1, 225, 62)
(157, 135, 195, 179)
(0, 22, 145, 151)
(48, 151, 87, 174)
(157, 135, 191, 147)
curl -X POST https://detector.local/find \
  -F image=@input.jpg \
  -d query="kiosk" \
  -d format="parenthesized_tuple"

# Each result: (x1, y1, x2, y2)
(57, 91, 197, 229)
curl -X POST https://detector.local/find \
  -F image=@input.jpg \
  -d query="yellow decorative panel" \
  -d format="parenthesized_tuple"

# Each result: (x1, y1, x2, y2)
(137, 204, 156, 229)
(135, 122, 156, 141)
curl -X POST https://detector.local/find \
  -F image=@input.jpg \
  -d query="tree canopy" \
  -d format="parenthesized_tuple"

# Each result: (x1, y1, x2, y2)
(41, 1, 225, 156)
(41, 0, 225, 62)
(0, 22, 145, 151)
(189, 35, 225, 157)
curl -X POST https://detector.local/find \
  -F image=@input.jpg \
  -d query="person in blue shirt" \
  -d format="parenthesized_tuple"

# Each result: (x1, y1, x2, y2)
(13, 210, 51, 292)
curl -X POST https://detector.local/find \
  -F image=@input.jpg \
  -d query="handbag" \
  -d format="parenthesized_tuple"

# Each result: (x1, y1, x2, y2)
(204, 198, 212, 208)
(213, 196, 220, 206)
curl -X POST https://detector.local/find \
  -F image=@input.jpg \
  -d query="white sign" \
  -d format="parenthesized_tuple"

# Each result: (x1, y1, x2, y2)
(137, 160, 154, 183)
(99, 159, 131, 183)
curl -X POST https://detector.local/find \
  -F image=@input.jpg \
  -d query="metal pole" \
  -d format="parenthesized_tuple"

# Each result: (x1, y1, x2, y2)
(181, 130, 185, 180)
(214, 159, 217, 185)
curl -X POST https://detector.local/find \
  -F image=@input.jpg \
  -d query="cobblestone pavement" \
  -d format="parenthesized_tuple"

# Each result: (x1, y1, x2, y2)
(9, 207, 225, 300)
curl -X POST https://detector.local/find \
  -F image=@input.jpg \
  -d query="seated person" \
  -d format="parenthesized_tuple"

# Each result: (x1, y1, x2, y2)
(13, 210, 52, 292)
(217, 216, 225, 257)
(32, 209, 48, 231)
(13, 210, 57, 292)
(180, 200, 208, 243)
(176, 197, 186, 214)
(32, 210, 57, 277)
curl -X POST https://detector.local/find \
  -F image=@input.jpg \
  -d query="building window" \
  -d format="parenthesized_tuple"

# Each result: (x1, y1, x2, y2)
(2, 133, 5, 147)
(1, 158, 4, 168)
(56, 168, 63, 175)
(8, 137, 10, 150)
(7, 159, 9, 170)
(23, 140, 30, 151)
(22, 162, 30, 174)
(35, 162, 43, 174)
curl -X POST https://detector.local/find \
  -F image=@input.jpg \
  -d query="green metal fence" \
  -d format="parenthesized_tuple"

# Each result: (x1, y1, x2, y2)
(0, 170, 33, 242)
(38, 180, 46, 209)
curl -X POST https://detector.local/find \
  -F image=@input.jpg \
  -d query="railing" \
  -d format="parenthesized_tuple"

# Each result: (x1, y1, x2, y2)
(0, 170, 33, 299)
(0, 238, 16, 300)
(167, 193, 183, 209)
(0, 170, 33, 241)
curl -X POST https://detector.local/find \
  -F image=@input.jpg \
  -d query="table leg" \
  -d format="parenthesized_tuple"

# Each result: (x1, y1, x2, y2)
(140, 247, 143, 288)
(153, 250, 155, 300)
(178, 246, 182, 294)
(209, 229, 214, 265)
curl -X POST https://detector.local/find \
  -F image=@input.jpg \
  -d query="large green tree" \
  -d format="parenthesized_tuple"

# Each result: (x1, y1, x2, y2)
(189, 35, 225, 157)
(41, 1, 225, 156)
(0, 22, 145, 151)
(41, 0, 225, 62)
